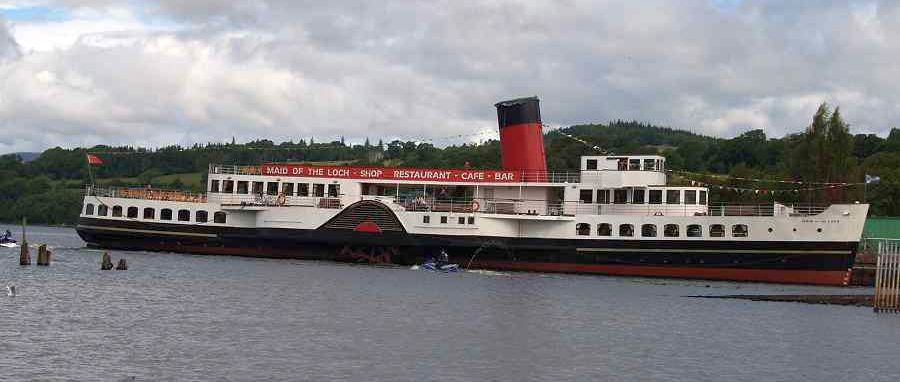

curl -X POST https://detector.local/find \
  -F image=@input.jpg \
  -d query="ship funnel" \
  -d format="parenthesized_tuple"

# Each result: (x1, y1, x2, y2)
(495, 97, 547, 174)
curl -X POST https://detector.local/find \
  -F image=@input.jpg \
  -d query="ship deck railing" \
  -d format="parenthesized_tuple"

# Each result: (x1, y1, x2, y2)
(213, 193, 344, 209)
(576, 203, 829, 217)
(85, 185, 208, 203)
(394, 198, 832, 217)
(86, 184, 834, 218)
(208, 164, 581, 184)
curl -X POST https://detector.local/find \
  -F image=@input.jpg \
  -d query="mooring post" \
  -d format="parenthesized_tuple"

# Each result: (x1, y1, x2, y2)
(101, 252, 114, 270)
(19, 217, 30, 266)
(19, 243, 30, 266)
(115, 258, 128, 270)
(36, 244, 51, 266)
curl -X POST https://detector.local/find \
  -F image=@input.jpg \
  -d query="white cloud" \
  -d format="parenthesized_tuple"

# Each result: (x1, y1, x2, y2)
(3, 0, 900, 154)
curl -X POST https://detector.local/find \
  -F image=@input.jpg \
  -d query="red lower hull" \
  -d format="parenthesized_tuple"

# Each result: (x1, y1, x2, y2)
(97, 241, 852, 286)
(470, 260, 852, 286)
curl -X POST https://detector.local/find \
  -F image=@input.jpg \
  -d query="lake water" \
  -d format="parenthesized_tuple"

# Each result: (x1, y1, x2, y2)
(1, 226, 899, 381)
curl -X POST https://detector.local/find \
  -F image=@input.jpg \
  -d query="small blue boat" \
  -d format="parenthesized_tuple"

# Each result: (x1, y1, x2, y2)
(0, 230, 16, 248)
(412, 248, 461, 272)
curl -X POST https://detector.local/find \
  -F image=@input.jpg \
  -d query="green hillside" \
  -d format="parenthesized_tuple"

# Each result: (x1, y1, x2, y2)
(2, 103, 898, 225)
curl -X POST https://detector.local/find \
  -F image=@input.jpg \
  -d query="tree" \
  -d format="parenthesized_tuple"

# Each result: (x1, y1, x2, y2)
(826, 107, 853, 183)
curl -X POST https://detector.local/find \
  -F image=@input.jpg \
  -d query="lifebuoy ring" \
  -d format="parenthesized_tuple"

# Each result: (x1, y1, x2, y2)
(471, 201, 480, 212)
(276, 193, 287, 206)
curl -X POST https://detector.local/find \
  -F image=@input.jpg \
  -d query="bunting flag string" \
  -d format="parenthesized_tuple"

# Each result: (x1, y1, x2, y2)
(553, 129, 866, 190)
(551, 128, 610, 154)
(683, 179, 862, 194)
(668, 169, 862, 186)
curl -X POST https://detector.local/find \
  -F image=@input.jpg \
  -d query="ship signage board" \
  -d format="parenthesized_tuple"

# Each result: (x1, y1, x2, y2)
(261, 164, 520, 183)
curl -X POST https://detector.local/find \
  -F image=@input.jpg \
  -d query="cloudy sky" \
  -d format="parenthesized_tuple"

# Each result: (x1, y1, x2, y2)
(0, 0, 898, 153)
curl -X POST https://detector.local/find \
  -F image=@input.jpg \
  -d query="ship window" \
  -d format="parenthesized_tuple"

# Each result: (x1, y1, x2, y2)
(666, 190, 680, 204)
(127, 207, 138, 218)
(468, 216, 475, 224)
(298, 183, 309, 197)
(237, 181, 249, 194)
(213, 211, 227, 224)
(657, 159, 664, 172)
(641, 224, 657, 237)
(586, 159, 598, 170)
(649, 190, 662, 204)
(579, 189, 593, 203)
(632, 189, 645, 204)
(210, 180, 220, 193)
(266, 182, 279, 196)
(629, 159, 640, 171)
(282, 183, 294, 196)
(223, 180, 234, 193)
(112, 206, 123, 217)
(664, 224, 679, 237)
(596, 190, 610, 204)
(619, 224, 634, 237)
(98, 205, 108, 216)
(440, 216, 447, 224)
(143, 208, 155, 219)
(161, 209, 173, 220)
(699, 191, 707, 205)
(458, 216, 465, 224)
(328, 184, 340, 197)
(598, 223, 612, 236)
(85, 203, 94, 215)
(576, 223, 590, 236)
(252, 181, 264, 195)
(196, 210, 208, 223)
(710, 224, 725, 237)
(423, 215, 430, 224)
(685, 190, 697, 205)
(313, 184, 325, 197)
(614, 189, 628, 204)
(178, 209, 190, 222)
(732, 224, 749, 237)
(687, 224, 702, 237)
(643, 159, 655, 171)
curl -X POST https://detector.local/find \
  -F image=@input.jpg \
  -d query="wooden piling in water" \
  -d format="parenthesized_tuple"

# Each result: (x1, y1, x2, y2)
(36, 244, 51, 266)
(19, 244, 30, 266)
(101, 252, 114, 270)
(19, 217, 29, 266)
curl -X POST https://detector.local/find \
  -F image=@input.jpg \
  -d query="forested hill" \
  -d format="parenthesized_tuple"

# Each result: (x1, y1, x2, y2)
(2, 104, 900, 225)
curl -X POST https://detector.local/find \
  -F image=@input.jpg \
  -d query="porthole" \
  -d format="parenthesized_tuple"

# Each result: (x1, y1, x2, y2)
(768, 228, 773, 233)
(817, 228, 822, 233)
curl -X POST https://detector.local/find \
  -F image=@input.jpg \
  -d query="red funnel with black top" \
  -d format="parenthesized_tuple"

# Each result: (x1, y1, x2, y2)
(495, 97, 547, 177)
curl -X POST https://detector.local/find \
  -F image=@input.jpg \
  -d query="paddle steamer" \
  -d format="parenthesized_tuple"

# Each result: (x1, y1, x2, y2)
(76, 97, 868, 285)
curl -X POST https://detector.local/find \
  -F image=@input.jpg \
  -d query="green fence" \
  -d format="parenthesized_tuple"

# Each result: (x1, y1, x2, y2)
(865, 218, 900, 240)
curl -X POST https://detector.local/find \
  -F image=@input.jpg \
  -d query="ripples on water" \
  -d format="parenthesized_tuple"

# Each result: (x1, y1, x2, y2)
(1, 226, 899, 381)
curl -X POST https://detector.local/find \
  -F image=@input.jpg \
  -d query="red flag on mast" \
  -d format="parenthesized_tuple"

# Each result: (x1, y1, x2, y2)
(86, 154, 104, 165)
